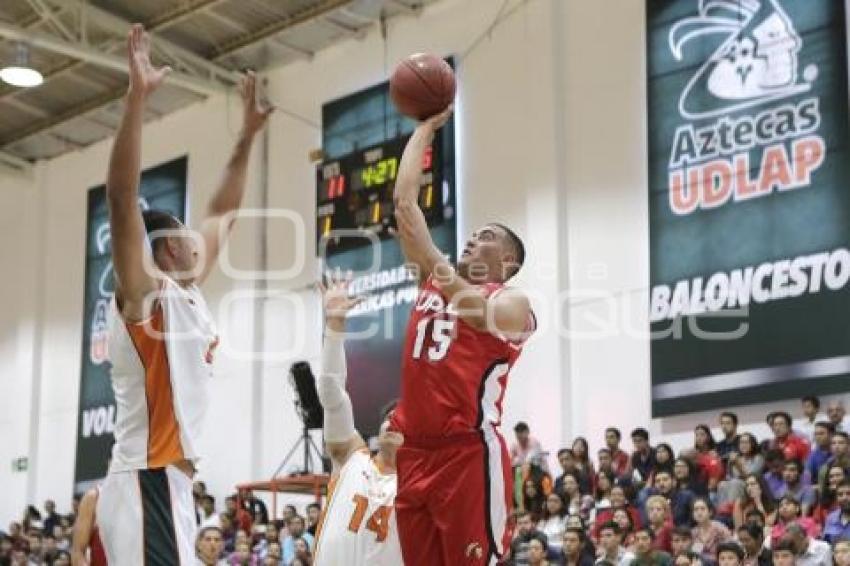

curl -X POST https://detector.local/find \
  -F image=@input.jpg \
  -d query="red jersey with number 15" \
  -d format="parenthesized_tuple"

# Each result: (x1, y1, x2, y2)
(392, 275, 535, 438)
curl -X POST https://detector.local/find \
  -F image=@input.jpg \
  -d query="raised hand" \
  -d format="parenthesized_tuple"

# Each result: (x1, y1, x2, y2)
(239, 71, 274, 136)
(319, 271, 363, 332)
(127, 24, 170, 99)
(420, 104, 453, 132)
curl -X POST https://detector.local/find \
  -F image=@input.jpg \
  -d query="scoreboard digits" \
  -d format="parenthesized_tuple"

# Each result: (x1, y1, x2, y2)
(316, 134, 445, 254)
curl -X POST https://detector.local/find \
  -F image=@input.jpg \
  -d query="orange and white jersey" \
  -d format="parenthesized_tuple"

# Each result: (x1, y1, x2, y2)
(107, 276, 218, 472)
(314, 449, 401, 566)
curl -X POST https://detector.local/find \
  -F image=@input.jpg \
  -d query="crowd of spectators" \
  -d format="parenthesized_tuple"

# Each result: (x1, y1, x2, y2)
(505, 396, 850, 566)
(8, 395, 850, 565)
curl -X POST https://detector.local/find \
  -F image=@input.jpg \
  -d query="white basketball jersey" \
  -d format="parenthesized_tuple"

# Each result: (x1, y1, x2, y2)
(107, 276, 218, 472)
(314, 450, 402, 566)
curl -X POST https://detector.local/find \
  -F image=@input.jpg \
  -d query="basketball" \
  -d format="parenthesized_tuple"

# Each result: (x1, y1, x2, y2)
(389, 53, 456, 120)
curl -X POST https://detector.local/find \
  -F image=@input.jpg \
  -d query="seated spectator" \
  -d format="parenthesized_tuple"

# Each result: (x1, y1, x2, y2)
(594, 470, 616, 513)
(814, 464, 846, 525)
(770, 539, 796, 566)
(592, 486, 642, 541)
(200, 494, 219, 527)
(834, 539, 850, 566)
(228, 538, 258, 565)
(53, 549, 71, 566)
(761, 450, 786, 498)
(42, 500, 61, 537)
(557, 449, 593, 495)
(538, 492, 569, 556)
(795, 397, 826, 443)
(672, 550, 704, 566)
(573, 438, 597, 486)
(563, 473, 594, 521)
(768, 495, 820, 547)
(612, 508, 636, 550)
(670, 527, 695, 559)
(292, 537, 312, 565)
(716, 414, 740, 466)
(226, 495, 253, 534)
(42, 533, 59, 563)
(644, 470, 695, 528)
(828, 401, 850, 434)
(253, 522, 279, 559)
(631, 429, 656, 486)
(773, 459, 815, 516)
(823, 480, 850, 543)
(523, 478, 548, 521)
(805, 422, 833, 484)
(527, 535, 551, 566)
(646, 495, 674, 553)
(632, 526, 672, 566)
(197, 526, 227, 566)
(821, 432, 850, 486)
(693, 425, 725, 493)
(242, 490, 269, 526)
(727, 434, 764, 481)
(715, 541, 743, 566)
(594, 521, 634, 566)
(220, 514, 236, 553)
(604, 428, 631, 479)
(769, 412, 810, 463)
(743, 508, 765, 530)
(651, 444, 676, 485)
(281, 515, 313, 565)
(690, 498, 731, 560)
(783, 522, 830, 566)
(512, 422, 549, 474)
(27, 530, 44, 564)
(735, 523, 771, 566)
(517, 462, 554, 514)
(509, 511, 548, 565)
(305, 503, 321, 538)
(562, 527, 596, 566)
(675, 458, 707, 498)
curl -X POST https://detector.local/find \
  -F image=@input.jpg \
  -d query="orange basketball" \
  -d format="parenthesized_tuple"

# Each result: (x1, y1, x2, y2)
(389, 53, 456, 120)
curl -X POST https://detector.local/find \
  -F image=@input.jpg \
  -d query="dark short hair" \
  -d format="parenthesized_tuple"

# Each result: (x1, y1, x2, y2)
(605, 428, 622, 440)
(720, 411, 738, 426)
(631, 428, 649, 441)
(634, 526, 655, 540)
(598, 448, 612, 455)
(307, 503, 321, 511)
(671, 526, 692, 539)
(557, 448, 574, 459)
(772, 412, 792, 427)
(784, 459, 803, 474)
(599, 520, 621, 536)
(528, 532, 548, 551)
(514, 422, 530, 433)
(745, 508, 765, 522)
(764, 449, 785, 463)
(815, 421, 835, 434)
(202, 494, 215, 505)
(717, 541, 744, 561)
(490, 223, 526, 280)
(142, 209, 183, 253)
(737, 523, 764, 542)
(836, 431, 850, 441)
(198, 526, 223, 539)
(773, 538, 796, 554)
(564, 527, 586, 542)
(802, 396, 820, 409)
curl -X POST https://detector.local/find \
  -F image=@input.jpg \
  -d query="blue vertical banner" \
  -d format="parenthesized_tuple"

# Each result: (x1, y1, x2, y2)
(74, 157, 187, 493)
(647, 1, 850, 416)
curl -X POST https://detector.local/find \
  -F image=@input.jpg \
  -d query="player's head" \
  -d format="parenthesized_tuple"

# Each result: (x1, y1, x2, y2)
(457, 223, 525, 283)
(377, 399, 403, 453)
(142, 209, 199, 281)
(196, 526, 224, 564)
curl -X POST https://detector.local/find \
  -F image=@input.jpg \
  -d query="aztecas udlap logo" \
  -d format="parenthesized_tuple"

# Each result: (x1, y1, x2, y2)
(666, 0, 824, 215)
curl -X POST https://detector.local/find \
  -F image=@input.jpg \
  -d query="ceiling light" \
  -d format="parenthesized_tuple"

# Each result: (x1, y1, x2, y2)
(0, 44, 43, 88)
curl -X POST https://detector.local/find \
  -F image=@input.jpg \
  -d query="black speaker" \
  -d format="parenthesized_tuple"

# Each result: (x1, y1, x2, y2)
(290, 361, 323, 429)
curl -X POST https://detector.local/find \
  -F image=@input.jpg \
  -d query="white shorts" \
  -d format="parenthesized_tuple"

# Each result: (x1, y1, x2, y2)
(97, 465, 197, 566)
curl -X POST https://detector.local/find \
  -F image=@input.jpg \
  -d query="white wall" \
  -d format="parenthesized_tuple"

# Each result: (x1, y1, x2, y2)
(0, 0, 842, 525)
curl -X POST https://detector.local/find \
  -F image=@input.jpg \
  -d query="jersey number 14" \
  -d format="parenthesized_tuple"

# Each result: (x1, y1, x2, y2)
(348, 494, 391, 542)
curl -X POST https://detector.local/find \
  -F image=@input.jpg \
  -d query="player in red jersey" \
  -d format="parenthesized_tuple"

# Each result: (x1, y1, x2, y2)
(391, 106, 536, 566)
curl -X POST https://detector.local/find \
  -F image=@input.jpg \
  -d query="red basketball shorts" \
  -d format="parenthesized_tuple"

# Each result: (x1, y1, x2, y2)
(395, 425, 513, 566)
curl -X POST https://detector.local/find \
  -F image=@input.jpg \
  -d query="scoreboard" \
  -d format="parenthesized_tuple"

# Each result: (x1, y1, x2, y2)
(316, 133, 446, 255)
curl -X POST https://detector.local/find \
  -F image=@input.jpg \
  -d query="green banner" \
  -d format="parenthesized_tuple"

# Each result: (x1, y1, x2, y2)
(74, 157, 187, 493)
(647, 1, 850, 416)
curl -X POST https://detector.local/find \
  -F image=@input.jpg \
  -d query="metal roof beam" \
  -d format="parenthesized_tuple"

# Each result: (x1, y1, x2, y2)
(0, 20, 223, 96)
(47, 0, 242, 85)
(321, 16, 370, 38)
(268, 38, 314, 61)
(0, 151, 34, 172)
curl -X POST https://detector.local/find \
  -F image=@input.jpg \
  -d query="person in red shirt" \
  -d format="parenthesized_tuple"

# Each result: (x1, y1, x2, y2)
(645, 495, 674, 553)
(693, 425, 725, 493)
(769, 412, 810, 463)
(391, 107, 535, 566)
(605, 428, 631, 478)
